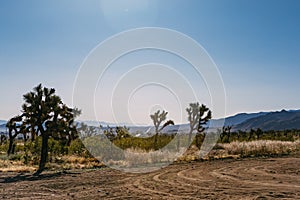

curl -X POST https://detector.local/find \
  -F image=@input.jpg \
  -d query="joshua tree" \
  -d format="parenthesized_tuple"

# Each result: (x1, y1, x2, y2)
(237, 130, 244, 141)
(248, 128, 255, 141)
(249, 129, 255, 141)
(20, 84, 80, 175)
(103, 125, 115, 141)
(222, 126, 232, 143)
(150, 110, 174, 150)
(0, 134, 7, 145)
(256, 128, 263, 140)
(78, 122, 98, 139)
(186, 103, 212, 146)
(6, 115, 24, 155)
(115, 126, 131, 140)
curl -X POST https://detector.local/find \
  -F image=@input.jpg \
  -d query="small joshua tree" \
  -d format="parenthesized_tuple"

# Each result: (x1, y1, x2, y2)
(6, 115, 26, 155)
(222, 126, 232, 143)
(249, 129, 255, 141)
(186, 103, 212, 147)
(150, 110, 174, 150)
(256, 128, 263, 140)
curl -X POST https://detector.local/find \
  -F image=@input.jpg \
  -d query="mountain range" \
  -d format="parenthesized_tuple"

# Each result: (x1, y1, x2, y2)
(233, 109, 300, 131)
(1, 109, 300, 134)
(0, 123, 7, 133)
(127, 109, 300, 133)
(211, 112, 268, 127)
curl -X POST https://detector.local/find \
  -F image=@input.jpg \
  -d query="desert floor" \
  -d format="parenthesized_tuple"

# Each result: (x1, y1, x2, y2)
(1, 155, 299, 200)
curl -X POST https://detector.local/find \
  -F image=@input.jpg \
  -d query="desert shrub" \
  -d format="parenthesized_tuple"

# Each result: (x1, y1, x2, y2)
(81, 134, 183, 161)
(48, 138, 69, 162)
(9, 153, 23, 161)
(68, 138, 90, 157)
(11, 140, 28, 154)
(82, 136, 124, 161)
(32, 136, 42, 156)
(113, 134, 175, 151)
(21, 137, 42, 165)
(0, 143, 9, 154)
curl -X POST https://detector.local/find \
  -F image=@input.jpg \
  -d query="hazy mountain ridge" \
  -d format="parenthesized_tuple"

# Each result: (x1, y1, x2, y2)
(0, 123, 7, 133)
(80, 111, 271, 129)
(210, 112, 269, 128)
(79, 120, 147, 127)
(1, 109, 300, 134)
(80, 109, 300, 133)
(233, 110, 300, 131)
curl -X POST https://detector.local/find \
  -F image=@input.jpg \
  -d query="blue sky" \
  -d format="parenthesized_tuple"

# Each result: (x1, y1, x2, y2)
(0, 0, 300, 124)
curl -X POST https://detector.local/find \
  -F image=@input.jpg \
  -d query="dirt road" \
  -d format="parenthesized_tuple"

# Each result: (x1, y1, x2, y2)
(1, 156, 299, 199)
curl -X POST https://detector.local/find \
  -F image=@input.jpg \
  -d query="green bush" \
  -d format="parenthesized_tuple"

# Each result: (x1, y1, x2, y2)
(67, 138, 93, 158)
(68, 138, 86, 156)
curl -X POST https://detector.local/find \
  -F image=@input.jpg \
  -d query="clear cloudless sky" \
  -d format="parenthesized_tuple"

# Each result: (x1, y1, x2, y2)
(0, 0, 300, 124)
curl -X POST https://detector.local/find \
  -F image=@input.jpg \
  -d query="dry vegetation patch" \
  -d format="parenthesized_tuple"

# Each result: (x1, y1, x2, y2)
(1, 139, 300, 172)
(0, 159, 36, 172)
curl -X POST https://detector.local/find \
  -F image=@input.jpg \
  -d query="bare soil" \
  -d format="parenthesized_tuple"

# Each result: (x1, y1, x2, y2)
(0, 155, 299, 199)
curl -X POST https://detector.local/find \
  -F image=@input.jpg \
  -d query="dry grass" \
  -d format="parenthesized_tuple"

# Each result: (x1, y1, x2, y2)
(215, 140, 300, 158)
(48, 155, 104, 170)
(170, 140, 300, 161)
(0, 159, 37, 172)
(103, 148, 187, 168)
(0, 155, 104, 172)
(176, 145, 200, 162)
(1, 140, 300, 172)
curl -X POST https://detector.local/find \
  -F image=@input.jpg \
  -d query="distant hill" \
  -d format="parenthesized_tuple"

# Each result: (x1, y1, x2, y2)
(233, 110, 300, 131)
(79, 120, 147, 127)
(1, 109, 299, 134)
(80, 112, 270, 130)
(79, 110, 300, 133)
(0, 122, 7, 134)
(210, 112, 268, 127)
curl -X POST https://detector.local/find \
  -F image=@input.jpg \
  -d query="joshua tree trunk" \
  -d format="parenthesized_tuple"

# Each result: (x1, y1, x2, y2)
(176, 133, 180, 151)
(195, 133, 206, 148)
(153, 133, 159, 150)
(188, 129, 193, 145)
(7, 138, 15, 155)
(31, 127, 36, 142)
(7, 130, 17, 156)
(35, 132, 49, 175)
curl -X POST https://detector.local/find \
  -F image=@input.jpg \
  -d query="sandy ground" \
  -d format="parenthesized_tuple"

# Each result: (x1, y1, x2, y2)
(0, 155, 299, 200)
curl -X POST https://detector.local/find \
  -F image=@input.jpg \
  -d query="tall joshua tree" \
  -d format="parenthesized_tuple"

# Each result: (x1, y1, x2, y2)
(21, 84, 80, 175)
(150, 110, 174, 150)
(186, 103, 212, 146)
